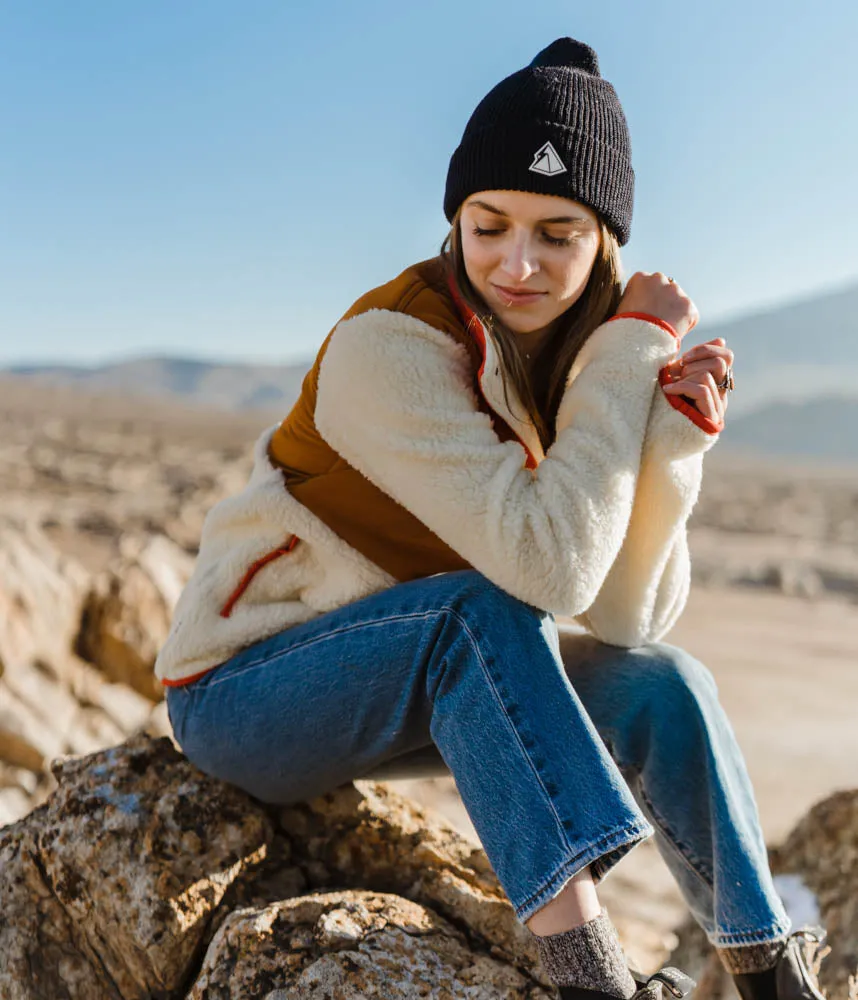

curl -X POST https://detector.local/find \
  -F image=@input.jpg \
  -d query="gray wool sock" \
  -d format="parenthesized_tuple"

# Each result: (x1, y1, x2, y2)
(533, 908, 637, 996)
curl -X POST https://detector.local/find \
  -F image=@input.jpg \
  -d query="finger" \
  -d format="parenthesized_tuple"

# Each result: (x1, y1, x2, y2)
(679, 356, 729, 383)
(664, 357, 685, 380)
(663, 381, 710, 420)
(664, 374, 721, 422)
(680, 343, 734, 366)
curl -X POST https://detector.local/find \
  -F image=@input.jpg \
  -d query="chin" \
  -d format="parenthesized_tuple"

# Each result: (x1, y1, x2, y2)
(497, 310, 556, 334)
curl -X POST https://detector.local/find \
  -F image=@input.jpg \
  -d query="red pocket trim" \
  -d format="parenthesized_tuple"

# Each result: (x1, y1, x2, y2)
(219, 534, 300, 619)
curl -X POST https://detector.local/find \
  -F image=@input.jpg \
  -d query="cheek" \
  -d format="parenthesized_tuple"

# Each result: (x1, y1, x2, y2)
(554, 242, 600, 297)
(461, 234, 493, 287)
(461, 230, 489, 263)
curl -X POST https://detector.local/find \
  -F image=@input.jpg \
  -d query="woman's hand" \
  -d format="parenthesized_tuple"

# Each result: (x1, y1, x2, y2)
(616, 271, 700, 340)
(662, 337, 734, 425)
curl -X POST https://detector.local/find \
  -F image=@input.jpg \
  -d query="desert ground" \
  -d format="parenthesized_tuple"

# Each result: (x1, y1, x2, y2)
(1, 374, 856, 966)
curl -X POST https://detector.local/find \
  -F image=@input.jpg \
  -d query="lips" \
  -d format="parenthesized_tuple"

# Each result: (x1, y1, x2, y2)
(492, 284, 547, 306)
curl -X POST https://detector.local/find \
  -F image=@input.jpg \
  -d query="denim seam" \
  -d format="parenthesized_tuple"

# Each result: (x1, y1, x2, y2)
(439, 605, 575, 857)
(200, 609, 446, 690)
(637, 783, 716, 890)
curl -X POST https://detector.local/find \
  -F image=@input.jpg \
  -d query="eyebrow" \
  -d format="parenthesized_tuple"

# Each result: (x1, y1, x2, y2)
(466, 198, 590, 224)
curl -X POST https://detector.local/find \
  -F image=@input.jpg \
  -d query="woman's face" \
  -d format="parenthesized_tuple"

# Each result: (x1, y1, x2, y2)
(460, 189, 602, 338)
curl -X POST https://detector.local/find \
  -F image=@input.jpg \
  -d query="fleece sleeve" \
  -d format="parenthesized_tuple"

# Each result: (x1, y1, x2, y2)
(314, 308, 679, 617)
(573, 386, 719, 646)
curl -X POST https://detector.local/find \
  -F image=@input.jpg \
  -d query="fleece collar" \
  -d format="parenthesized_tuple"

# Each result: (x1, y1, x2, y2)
(446, 273, 544, 470)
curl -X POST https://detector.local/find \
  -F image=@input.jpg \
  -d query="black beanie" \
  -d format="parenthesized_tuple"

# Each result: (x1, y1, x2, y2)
(443, 38, 634, 246)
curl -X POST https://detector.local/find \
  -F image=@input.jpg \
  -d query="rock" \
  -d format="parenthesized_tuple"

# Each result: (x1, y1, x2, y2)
(188, 891, 550, 998)
(669, 789, 858, 1000)
(0, 519, 90, 679)
(277, 780, 546, 979)
(0, 734, 555, 997)
(94, 681, 158, 733)
(770, 790, 858, 1000)
(0, 785, 32, 827)
(75, 533, 194, 702)
(0, 714, 44, 773)
(0, 734, 272, 999)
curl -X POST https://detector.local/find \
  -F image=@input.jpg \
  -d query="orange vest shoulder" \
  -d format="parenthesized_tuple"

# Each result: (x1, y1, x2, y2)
(339, 257, 474, 355)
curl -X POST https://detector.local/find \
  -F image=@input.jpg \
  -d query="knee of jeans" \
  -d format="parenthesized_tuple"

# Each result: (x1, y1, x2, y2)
(441, 570, 548, 628)
(641, 643, 720, 719)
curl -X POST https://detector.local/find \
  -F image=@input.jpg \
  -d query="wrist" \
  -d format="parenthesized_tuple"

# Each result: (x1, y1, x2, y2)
(609, 312, 680, 343)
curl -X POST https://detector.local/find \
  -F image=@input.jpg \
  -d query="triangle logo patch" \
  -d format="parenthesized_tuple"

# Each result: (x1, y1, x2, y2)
(529, 141, 567, 177)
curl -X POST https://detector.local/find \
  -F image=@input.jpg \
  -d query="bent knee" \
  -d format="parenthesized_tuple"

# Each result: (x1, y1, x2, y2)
(441, 570, 548, 623)
(641, 642, 720, 709)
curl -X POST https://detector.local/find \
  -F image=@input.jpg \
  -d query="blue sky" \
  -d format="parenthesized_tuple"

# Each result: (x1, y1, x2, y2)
(1, 0, 855, 366)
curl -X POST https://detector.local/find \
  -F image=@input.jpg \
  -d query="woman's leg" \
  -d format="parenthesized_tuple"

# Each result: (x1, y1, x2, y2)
(165, 569, 653, 927)
(557, 625, 791, 956)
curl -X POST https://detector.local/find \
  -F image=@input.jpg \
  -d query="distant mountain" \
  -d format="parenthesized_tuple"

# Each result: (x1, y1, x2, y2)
(689, 279, 858, 414)
(5, 356, 309, 415)
(720, 396, 858, 463)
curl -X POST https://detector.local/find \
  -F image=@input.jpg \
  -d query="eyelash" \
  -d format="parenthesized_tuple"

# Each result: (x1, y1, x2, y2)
(471, 225, 575, 247)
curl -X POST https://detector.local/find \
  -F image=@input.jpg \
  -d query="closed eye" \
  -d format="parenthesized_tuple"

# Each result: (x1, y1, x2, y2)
(472, 225, 575, 247)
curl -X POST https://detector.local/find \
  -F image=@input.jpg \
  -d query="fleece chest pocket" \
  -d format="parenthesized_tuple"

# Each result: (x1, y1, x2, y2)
(219, 535, 300, 618)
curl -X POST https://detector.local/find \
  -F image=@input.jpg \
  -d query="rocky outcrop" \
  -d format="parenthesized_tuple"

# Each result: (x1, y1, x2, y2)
(0, 735, 272, 999)
(3, 734, 857, 997)
(669, 790, 858, 1000)
(771, 791, 858, 1000)
(189, 891, 545, 999)
(75, 533, 195, 701)
(0, 388, 261, 827)
(0, 734, 554, 998)
(0, 521, 192, 824)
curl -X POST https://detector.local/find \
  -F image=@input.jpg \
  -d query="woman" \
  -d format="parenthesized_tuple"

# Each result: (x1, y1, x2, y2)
(157, 38, 823, 1000)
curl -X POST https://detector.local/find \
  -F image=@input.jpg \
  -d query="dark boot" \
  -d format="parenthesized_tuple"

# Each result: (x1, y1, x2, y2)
(559, 967, 696, 1000)
(733, 928, 827, 1000)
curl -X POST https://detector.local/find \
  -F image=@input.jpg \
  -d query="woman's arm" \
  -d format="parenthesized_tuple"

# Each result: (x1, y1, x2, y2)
(315, 307, 679, 616)
(573, 386, 718, 646)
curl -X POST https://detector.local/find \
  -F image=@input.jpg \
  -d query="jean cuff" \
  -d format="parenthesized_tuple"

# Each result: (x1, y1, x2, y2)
(514, 818, 654, 923)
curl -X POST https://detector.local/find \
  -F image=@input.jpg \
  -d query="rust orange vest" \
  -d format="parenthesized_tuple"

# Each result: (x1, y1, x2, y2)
(266, 256, 538, 583)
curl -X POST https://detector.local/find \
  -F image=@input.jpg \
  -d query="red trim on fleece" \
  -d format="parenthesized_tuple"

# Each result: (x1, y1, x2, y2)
(445, 272, 538, 470)
(162, 534, 302, 687)
(658, 366, 723, 435)
(219, 534, 300, 619)
(608, 312, 681, 342)
(161, 667, 214, 688)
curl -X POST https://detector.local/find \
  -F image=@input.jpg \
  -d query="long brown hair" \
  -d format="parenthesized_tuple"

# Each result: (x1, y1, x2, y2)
(440, 204, 624, 451)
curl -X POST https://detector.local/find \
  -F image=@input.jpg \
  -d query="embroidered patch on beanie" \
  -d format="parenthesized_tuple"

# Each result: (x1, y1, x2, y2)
(529, 141, 568, 177)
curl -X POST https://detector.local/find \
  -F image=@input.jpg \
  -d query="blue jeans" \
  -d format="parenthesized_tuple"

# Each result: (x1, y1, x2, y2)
(166, 569, 790, 942)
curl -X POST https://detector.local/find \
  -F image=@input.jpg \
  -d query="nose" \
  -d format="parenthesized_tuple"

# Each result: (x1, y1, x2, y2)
(500, 233, 540, 283)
